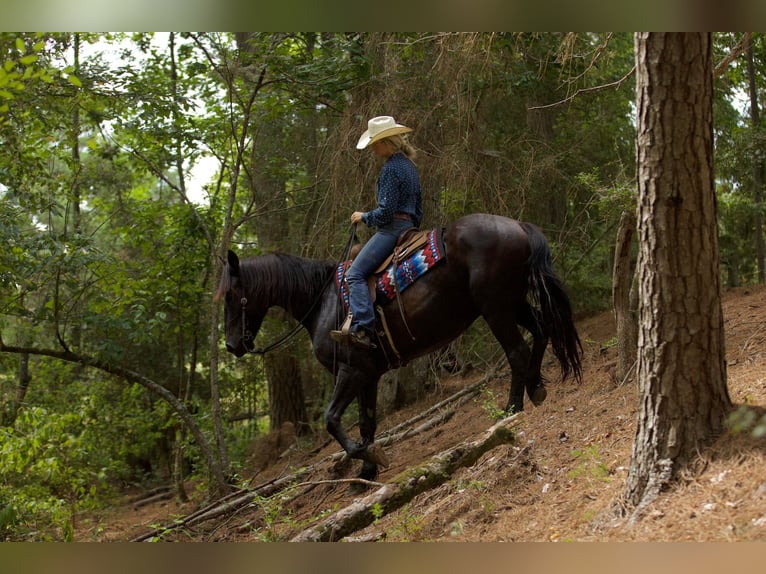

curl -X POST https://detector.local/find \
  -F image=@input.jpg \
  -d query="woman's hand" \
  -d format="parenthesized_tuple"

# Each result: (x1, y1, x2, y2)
(351, 211, 364, 225)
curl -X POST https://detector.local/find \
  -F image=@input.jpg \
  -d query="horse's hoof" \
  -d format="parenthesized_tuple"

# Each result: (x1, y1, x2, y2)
(366, 443, 390, 468)
(530, 386, 547, 406)
(347, 481, 370, 496)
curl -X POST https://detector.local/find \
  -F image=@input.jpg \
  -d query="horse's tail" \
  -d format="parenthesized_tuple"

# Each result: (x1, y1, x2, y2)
(520, 222, 583, 383)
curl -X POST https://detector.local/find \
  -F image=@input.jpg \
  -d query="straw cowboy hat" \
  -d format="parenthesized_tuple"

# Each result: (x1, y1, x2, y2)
(356, 115, 412, 149)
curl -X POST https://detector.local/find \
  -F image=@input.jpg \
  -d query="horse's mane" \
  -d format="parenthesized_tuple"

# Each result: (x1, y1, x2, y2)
(215, 253, 335, 314)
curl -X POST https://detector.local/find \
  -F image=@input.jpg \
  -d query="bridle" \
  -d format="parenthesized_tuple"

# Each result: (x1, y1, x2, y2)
(238, 290, 326, 356)
(237, 224, 358, 356)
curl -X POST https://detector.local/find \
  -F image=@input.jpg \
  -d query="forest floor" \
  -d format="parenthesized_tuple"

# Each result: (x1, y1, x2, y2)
(77, 284, 766, 542)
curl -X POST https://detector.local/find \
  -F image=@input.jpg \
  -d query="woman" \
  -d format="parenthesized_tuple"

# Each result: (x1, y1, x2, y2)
(332, 115, 423, 349)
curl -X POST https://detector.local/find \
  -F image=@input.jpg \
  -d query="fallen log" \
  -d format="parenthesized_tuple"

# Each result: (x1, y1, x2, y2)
(129, 369, 504, 541)
(290, 412, 522, 542)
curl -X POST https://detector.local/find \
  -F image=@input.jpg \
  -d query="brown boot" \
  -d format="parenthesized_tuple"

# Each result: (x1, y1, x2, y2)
(348, 329, 376, 350)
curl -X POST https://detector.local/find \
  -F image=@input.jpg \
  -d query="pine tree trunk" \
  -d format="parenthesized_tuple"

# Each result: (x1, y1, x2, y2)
(747, 40, 766, 283)
(613, 209, 637, 383)
(624, 33, 732, 510)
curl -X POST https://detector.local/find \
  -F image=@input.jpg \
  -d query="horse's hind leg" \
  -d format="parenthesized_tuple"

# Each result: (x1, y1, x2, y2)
(483, 314, 531, 414)
(517, 302, 549, 406)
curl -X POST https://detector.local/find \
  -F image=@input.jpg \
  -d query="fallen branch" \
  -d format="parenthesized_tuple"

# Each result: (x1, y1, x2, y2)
(129, 486, 172, 504)
(290, 412, 522, 542)
(130, 467, 312, 541)
(377, 408, 455, 447)
(133, 490, 174, 510)
(129, 369, 503, 541)
(377, 370, 497, 440)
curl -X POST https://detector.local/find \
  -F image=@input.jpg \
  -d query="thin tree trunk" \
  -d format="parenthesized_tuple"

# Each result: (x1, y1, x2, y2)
(69, 32, 83, 350)
(747, 39, 765, 283)
(624, 33, 731, 512)
(612, 209, 637, 383)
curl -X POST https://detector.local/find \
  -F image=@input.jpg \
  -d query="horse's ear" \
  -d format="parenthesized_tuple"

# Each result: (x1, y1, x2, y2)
(227, 250, 240, 277)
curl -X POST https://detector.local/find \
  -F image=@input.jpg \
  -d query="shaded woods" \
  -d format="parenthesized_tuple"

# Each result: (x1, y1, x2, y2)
(0, 33, 763, 540)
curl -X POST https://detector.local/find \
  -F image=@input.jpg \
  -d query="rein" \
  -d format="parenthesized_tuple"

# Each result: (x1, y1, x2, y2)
(242, 225, 358, 356)
(241, 293, 322, 355)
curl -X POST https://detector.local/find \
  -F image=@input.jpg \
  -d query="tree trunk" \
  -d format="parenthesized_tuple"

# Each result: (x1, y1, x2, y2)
(747, 39, 765, 283)
(612, 209, 638, 383)
(250, 151, 309, 433)
(265, 340, 308, 432)
(624, 33, 731, 511)
(235, 32, 310, 434)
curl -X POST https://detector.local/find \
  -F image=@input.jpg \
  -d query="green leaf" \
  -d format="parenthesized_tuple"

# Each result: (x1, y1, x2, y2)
(20, 55, 37, 66)
(67, 74, 82, 87)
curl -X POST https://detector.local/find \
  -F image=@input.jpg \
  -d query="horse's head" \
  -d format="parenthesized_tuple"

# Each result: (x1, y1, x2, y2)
(215, 250, 267, 357)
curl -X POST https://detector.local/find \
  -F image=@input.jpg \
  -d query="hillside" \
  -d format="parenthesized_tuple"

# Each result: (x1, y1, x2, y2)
(79, 285, 766, 542)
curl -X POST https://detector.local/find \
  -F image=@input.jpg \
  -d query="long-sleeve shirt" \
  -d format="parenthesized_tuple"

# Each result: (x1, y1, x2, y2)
(361, 152, 423, 229)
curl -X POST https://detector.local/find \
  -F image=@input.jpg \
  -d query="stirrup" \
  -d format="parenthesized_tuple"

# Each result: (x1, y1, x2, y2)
(330, 313, 353, 345)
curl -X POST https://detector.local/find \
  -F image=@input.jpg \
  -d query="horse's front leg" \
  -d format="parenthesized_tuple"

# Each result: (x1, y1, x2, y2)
(324, 364, 388, 469)
(356, 374, 388, 486)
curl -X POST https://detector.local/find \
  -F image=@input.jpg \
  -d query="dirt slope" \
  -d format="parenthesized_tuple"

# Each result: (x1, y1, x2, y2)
(79, 285, 766, 542)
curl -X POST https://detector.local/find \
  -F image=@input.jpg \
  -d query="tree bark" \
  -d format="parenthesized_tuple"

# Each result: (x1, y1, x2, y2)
(612, 209, 637, 383)
(624, 33, 731, 511)
(747, 39, 765, 283)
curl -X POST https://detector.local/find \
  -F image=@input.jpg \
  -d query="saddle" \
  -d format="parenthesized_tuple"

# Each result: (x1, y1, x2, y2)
(335, 227, 446, 365)
(348, 228, 431, 273)
(345, 227, 434, 304)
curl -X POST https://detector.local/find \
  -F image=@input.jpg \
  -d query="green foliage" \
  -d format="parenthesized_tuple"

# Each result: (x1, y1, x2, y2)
(556, 171, 635, 314)
(477, 385, 507, 420)
(568, 445, 610, 483)
(382, 503, 425, 541)
(0, 406, 107, 540)
(0, 373, 180, 541)
(370, 501, 384, 521)
(727, 405, 766, 439)
(2, 32, 764, 533)
(0, 34, 62, 123)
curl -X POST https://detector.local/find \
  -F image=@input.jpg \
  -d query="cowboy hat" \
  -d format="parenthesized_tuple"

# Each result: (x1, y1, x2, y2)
(356, 115, 412, 149)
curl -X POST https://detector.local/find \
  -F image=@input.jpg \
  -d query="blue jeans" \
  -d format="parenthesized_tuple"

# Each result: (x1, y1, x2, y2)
(346, 219, 414, 332)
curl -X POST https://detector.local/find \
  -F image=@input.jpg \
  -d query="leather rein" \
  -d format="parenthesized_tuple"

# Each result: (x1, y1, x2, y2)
(239, 226, 358, 356)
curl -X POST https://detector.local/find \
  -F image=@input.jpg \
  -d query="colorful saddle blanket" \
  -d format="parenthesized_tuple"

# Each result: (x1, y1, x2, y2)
(336, 227, 446, 310)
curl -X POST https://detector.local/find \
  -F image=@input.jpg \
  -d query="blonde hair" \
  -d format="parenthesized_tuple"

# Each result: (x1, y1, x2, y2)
(382, 134, 417, 161)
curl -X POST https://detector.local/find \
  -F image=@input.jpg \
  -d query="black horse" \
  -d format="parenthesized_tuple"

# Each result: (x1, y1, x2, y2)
(216, 213, 582, 482)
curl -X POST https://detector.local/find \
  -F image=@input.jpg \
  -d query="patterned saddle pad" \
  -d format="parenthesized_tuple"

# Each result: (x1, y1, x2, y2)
(336, 227, 446, 310)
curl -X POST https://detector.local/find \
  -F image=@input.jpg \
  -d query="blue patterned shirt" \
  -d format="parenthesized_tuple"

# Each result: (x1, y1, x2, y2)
(362, 152, 423, 229)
